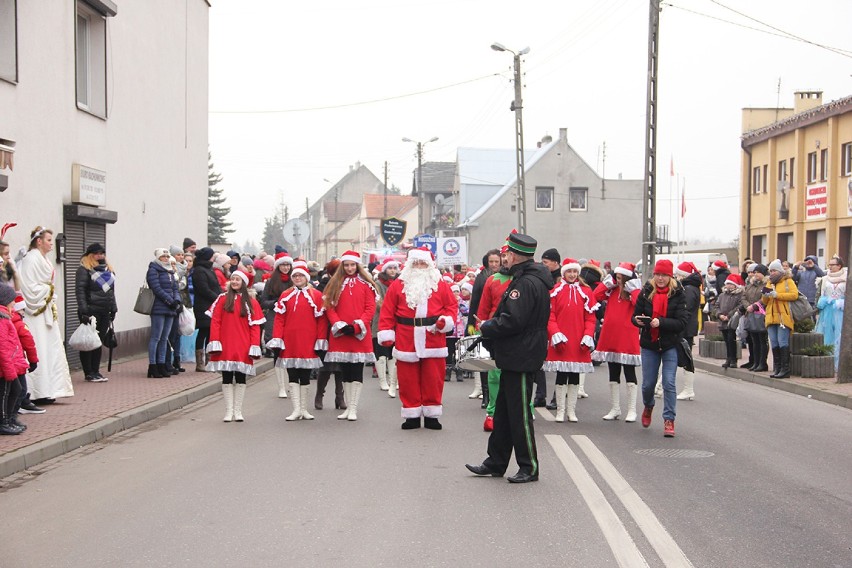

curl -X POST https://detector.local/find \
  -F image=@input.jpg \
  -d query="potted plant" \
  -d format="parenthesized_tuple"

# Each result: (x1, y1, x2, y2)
(790, 318, 824, 355)
(698, 333, 735, 359)
(799, 344, 835, 378)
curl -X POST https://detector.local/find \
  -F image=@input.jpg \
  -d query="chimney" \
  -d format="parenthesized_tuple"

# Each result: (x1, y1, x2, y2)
(559, 128, 567, 141)
(793, 90, 823, 114)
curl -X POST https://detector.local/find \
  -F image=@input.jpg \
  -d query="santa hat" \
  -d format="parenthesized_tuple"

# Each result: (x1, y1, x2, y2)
(675, 261, 699, 277)
(14, 291, 25, 313)
(407, 246, 434, 263)
(561, 258, 582, 274)
(587, 259, 601, 268)
(725, 273, 744, 287)
(614, 262, 636, 278)
(291, 260, 310, 280)
(450, 284, 461, 293)
(340, 250, 361, 264)
(273, 251, 293, 268)
(382, 260, 400, 272)
(442, 275, 453, 283)
(713, 259, 728, 270)
(231, 270, 250, 286)
(460, 282, 473, 294)
(253, 259, 272, 272)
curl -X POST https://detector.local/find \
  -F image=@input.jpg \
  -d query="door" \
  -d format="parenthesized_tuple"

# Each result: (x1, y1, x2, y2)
(63, 220, 106, 369)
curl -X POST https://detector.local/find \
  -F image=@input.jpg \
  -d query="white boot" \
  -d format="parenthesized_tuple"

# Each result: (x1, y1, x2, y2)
(468, 375, 483, 399)
(222, 383, 234, 422)
(654, 376, 663, 398)
(338, 382, 353, 419)
(625, 383, 638, 422)
(602, 382, 621, 420)
(285, 383, 302, 421)
(566, 384, 580, 422)
(275, 366, 289, 398)
(578, 374, 589, 398)
(377, 356, 389, 390)
(554, 384, 567, 422)
(677, 371, 696, 400)
(387, 358, 398, 398)
(347, 382, 363, 421)
(300, 384, 315, 420)
(233, 383, 246, 422)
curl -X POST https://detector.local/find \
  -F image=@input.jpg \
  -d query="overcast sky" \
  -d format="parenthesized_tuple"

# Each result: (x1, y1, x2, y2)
(208, 0, 852, 253)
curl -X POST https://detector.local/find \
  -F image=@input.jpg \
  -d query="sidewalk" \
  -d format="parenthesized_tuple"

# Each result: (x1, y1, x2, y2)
(0, 355, 274, 479)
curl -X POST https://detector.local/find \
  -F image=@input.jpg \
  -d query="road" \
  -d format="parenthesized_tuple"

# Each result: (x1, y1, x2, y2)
(2, 368, 851, 568)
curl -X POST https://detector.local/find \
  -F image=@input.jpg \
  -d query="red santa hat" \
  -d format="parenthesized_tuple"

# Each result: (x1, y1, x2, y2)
(561, 258, 582, 274)
(713, 259, 728, 270)
(273, 251, 293, 268)
(614, 262, 636, 278)
(675, 261, 699, 277)
(291, 260, 310, 280)
(442, 275, 453, 283)
(382, 260, 400, 271)
(14, 290, 25, 313)
(587, 259, 601, 268)
(339, 250, 361, 264)
(725, 273, 744, 287)
(232, 269, 250, 286)
(450, 284, 461, 293)
(253, 258, 273, 272)
(407, 246, 434, 263)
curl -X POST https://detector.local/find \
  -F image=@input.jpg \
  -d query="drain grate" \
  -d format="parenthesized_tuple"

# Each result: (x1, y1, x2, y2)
(635, 448, 715, 458)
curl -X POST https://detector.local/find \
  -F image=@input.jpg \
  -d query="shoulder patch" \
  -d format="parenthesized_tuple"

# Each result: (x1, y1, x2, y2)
(509, 289, 521, 300)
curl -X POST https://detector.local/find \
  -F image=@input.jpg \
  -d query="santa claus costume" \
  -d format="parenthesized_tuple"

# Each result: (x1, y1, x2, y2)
(322, 251, 379, 421)
(206, 270, 265, 423)
(592, 262, 643, 422)
(267, 261, 328, 421)
(378, 247, 457, 430)
(544, 258, 599, 422)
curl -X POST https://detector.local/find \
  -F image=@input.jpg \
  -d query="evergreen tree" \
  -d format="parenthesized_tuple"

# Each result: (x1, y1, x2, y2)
(208, 152, 234, 244)
(261, 215, 285, 255)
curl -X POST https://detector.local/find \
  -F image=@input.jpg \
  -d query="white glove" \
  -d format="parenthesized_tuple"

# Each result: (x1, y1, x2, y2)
(551, 332, 568, 346)
(624, 278, 642, 293)
(581, 335, 595, 350)
(602, 274, 616, 289)
(768, 291, 778, 298)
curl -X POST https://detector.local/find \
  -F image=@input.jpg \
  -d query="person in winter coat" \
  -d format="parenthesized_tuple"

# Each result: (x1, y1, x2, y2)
(191, 247, 221, 372)
(633, 259, 688, 438)
(743, 264, 770, 373)
(323, 250, 379, 421)
(762, 259, 798, 378)
(260, 251, 293, 398)
(815, 255, 846, 371)
(711, 260, 730, 300)
(212, 253, 230, 290)
(267, 260, 328, 421)
(75, 243, 117, 382)
(206, 270, 265, 422)
(372, 260, 400, 394)
(164, 245, 190, 374)
(0, 284, 29, 434)
(544, 258, 598, 423)
(314, 258, 346, 411)
(466, 248, 502, 403)
(592, 262, 643, 422)
(674, 262, 702, 399)
(146, 248, 182, 378)
(792, 255, 825, 307)
(716, 273, 745, 368)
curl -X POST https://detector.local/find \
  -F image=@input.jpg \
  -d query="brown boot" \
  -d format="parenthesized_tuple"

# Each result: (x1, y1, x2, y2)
(334, 373, 347, 409)
(195, 350, 206, 372)
(315, 371, 330, 410)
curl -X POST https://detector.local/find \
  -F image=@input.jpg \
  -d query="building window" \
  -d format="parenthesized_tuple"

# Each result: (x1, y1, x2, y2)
(535, 187, 554, 211)
(778, 159, 788, 188)
(752, 167, 761, 195)
(807, 152, 817, 183)
(0, 0, 16, 83)
(843, 143, 852, 176)
(569, 187, 587, 211)
(75, 2, 107, 117)
(819, 148, 829, 181)
(789, 157, 795, 188)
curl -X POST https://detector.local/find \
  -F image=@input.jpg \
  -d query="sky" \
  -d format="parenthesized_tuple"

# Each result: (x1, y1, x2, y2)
(208, 0, 852, 252)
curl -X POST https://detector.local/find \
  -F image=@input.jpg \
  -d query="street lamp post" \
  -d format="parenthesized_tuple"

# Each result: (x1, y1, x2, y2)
(491, 42, 530, 234)
(402, 136, 438, 234)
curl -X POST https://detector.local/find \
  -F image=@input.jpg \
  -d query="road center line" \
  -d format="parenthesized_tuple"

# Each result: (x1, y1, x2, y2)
(572, 435, 695, 568)
(545, 435, 650, 568)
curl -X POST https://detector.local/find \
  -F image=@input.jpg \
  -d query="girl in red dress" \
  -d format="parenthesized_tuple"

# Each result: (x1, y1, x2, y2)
(592, 262, 643, 422)
(322, 251, 379, 421)
(206, 270, 265, 423)
(544, 258, 599, 423)
(267, 261, 328, 421)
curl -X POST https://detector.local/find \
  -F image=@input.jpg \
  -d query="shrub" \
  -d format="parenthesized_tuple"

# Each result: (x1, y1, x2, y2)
(704, 334, 724, 342)
(801, 344, 834, 356)
(794, 319, 815, 333)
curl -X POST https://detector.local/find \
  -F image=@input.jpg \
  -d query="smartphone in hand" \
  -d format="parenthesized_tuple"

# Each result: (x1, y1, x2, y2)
(762, 287, 772, 294)
(635, 315, 651, 325)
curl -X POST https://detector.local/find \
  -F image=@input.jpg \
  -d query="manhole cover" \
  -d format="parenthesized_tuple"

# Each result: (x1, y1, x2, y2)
(635, 449, 715, 458)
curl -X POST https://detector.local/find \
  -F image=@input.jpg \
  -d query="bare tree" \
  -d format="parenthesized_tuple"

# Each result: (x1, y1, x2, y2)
(836, 270, 852, 383)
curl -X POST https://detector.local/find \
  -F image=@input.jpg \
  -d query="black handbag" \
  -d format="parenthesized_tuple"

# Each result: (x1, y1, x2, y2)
(676, 338, 694, 372)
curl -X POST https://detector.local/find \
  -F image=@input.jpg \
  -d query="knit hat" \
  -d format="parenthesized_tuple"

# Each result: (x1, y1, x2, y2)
(753, 264, 769, 276)
(725, 274, 744, 287)
(154, 248, 170, 259)
(85, 242, 106, 256)
(746, 263, 758, 273)
(274, 245, 288, 255)
(291, 260, 310, 280)
(0, 284, 16, 307)
(561, 258, 581, 274)
(273, 251, 293, 269)
(541, 248, 561, 263)
(195, 247, 214, 262)
(675, 261, 698, 277)
(340, 250, 361, 264)
(653, 259, 674, 277)
(213, 253, 230, 268)
(231, 270, 249, 286)
(768, 259, 784, 272)
(169, 245, 183, 256)
(226, 250, 240, 260)
(240, 256, 253, 267)
(507, 233, 537, 256)
(182, 237, 196, 251)
(615, 262, 637, 278)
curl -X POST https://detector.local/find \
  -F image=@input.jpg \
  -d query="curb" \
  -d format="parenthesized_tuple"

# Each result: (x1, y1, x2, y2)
(694, 359, 852, 410)
(0, 359, 275, 479)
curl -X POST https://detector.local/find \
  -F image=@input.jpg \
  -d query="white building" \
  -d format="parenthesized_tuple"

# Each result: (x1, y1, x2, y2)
(0, 1, 210, 358)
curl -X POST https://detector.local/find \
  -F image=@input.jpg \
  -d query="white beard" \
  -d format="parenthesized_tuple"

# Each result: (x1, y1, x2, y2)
(399, 265, 440, 309)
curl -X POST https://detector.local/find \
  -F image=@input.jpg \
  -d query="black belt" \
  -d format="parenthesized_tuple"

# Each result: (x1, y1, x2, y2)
(396, 316, 439, 327)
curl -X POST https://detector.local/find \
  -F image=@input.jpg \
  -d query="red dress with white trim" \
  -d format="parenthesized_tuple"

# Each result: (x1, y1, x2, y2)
(543, 280, 599, 373)
(267, 286, 329, 369)
(591, 283, 641, 365)
(205, 293, 265, 375)
(324, 276, 378, 363)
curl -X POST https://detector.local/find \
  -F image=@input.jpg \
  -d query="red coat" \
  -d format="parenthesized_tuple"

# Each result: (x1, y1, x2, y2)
(0, 307, 29, 381)
(268, 286, 328, 369)
(377, 278, 458, 362)
(476, 272, 512, 321)
(11, 309, 38, 364)
(206, 293, 265, 375)
(543, 280, 598, 373)
(214, 268, 227, 291)
(591, 283, 641, 365)
(324, 276, 378, 363)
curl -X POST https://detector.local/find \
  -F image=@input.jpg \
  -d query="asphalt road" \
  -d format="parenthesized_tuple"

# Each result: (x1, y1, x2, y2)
(2, 369, 851, 568)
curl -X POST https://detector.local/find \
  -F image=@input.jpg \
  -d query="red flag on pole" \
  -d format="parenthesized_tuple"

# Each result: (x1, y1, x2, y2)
(681, 182, 686, 218)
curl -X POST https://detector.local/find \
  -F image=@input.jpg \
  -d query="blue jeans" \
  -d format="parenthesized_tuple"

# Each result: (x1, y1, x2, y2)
(149, 314, 175, 364)
(767, 325, 790, 348)
(641, 347, 678, 421)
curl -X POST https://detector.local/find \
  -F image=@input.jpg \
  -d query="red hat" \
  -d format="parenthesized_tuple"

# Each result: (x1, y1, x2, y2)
(725, 273, 744, 287)
(713, 259, 728, 270)
(291, 260, 310, 280)
(273, 251, 293, 268)
(675, 261, 699, 277)
(653, 259, 674, 277)
(614, 262, 636, 278)
(340, 250, 361, 264)
(407, 246, 434, 263)
(561, 258, 581, 274)
(231, 269, 250, 286)
(587, 259, 601, 268)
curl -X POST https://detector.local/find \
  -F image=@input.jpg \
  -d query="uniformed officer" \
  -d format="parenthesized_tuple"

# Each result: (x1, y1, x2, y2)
(465, 233, 552, 483)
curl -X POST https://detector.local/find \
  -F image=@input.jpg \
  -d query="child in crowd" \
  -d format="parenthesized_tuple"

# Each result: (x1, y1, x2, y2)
(0, 284, 28, 435)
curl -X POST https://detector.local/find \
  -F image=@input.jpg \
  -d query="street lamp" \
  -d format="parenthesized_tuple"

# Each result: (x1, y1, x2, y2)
(491, 42, 530, 234)
(402, 136, 439, 234)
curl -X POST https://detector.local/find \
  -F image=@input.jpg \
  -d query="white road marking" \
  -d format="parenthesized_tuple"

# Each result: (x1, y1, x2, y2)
(535, 407, 556, 421)
(545, 435, 650, 568)
(572, 435, 695, 568)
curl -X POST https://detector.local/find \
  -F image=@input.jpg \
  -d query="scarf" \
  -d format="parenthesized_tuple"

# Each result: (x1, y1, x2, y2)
(651, 286, 669, 342)
(158, 259, 173, 271)
(91, 264, 115, 292)
(825, 267, 847, 285)
(769, 272, 783, 285)
(280, 273, 290, 284)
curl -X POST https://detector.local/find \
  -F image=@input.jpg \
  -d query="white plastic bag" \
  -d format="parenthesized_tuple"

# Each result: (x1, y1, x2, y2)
(69, 317, 103, 351)
(178, 307, 196, 336)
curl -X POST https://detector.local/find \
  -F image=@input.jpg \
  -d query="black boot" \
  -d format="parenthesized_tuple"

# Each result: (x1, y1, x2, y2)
(173, 354, 186, 373)
(752, 335, 769, 372)
(769, 348, 781, 377)
(315, 371, 329, 410)
(775, 346, 791, 378)
(156, 363, 170, 378)
(480, 372, 489, 410)
(740, 334, 755, 368)
(147, 364, 165, 378)
(546, 393, 557, 410)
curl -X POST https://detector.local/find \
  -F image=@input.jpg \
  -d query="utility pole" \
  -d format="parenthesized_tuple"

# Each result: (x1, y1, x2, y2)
(512, 50, 527, 234)
(642, 0, 661, 276)
(402, 137, 438, 235)
(305, 197, 311, 259)
(383, 160, 389, 220)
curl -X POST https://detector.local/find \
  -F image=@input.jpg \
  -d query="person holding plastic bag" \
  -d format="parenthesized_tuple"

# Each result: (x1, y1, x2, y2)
(75, 243, 116, 382)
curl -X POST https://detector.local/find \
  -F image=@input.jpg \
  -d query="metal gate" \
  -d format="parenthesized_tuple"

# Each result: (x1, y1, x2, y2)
(62, 220, 106, 369)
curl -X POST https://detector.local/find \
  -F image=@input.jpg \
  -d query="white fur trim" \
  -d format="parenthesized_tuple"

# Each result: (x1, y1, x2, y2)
(233, 271, 249, 286)
(392, 347, 448, 361)
(377, 329, 396, 344)
(205, 293, 225, 318)
(291, 268, 310, 280)
(591, 351, 641, 365)
(561, 262, 581, 274)
(340, 253, 361, 264)
(205, 360, 256, 375)
(280, 287, 324, 317)
(277, 357, 322, 369)
(314, 339, 329, 351)
(323, 351, 376, 363)
(401, 406, 423, 419)
(551, 332, 568, 346)
(615, 266, 634, 277)
(266, 338, 285, 350)
(273, 255, 293, 268)
(436, 315, 454, 334)
(331, 320, 347, 337)
(354, 319, 367, 340)
(407, 249, 433, 263)
(206, 341, 223, 353)
(422, 405, 443, 418)
(249, 316, 266, 326)
(542, 361, 594, 373)
(249, 345, 262, 358)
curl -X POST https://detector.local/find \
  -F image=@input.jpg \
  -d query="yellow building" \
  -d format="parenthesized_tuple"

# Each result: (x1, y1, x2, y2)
(741, 91, 852, 267)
